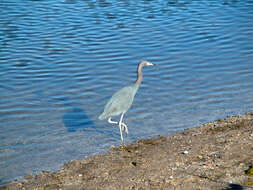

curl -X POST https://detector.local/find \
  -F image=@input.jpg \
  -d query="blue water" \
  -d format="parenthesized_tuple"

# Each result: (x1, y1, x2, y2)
(1, 0, 253, 185)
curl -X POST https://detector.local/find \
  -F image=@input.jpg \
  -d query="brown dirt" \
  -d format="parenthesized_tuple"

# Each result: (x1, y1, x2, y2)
(2, 113, 253, 190)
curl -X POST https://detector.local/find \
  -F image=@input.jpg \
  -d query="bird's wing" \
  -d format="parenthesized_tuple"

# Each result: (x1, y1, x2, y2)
(103, 85, 137, 116)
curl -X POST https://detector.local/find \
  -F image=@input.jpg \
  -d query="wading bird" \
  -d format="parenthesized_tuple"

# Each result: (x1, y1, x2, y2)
(99, 61, 155, 143)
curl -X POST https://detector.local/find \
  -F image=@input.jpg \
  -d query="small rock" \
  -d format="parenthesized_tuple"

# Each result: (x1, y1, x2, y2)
(203, 163, 215, 169)
(197, 155, 203, 160)
(165, 177, 173, 183)
(109, 145, 116, 150)
(245, 165, 253, 176)
(78, 174, 83, 177)
(182, 150, 189, 154)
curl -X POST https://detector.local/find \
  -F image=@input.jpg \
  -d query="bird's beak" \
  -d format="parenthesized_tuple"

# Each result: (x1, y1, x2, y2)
(147, 62, 155, 66)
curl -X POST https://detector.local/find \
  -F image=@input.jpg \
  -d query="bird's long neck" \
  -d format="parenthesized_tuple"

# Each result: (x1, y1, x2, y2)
(135, 63, 143, 85)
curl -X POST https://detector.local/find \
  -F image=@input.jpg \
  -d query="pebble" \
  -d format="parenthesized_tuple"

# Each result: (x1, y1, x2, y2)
(197, 155, 203, 159)
(182, 150, 189, 154)
(165, 176, 174, 183)
(79, 174, 83, 177)
(109, 145, 116, 150)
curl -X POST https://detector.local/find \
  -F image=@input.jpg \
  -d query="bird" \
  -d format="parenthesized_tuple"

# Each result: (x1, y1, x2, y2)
(99, 61, 155, 143)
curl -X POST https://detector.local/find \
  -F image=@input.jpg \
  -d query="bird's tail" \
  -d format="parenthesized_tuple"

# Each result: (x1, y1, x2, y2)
(98, 112, 106, 120)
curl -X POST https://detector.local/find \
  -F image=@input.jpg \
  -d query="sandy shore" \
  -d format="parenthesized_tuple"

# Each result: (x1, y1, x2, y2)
(2, 113, 253, 190)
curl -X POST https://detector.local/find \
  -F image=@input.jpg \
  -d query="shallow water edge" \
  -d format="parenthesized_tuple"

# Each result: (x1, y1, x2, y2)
(2, 112, 253, 189)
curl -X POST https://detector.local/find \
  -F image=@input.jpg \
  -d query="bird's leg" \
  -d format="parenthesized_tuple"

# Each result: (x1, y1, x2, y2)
(108, 116, 124, 142)
(119, 113, 125, 143)
(108, 117, 128, 134)
(121, 122, 128, 134)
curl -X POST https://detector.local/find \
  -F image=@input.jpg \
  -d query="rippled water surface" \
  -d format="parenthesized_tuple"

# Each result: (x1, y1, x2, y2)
(1, 0, 253, 184)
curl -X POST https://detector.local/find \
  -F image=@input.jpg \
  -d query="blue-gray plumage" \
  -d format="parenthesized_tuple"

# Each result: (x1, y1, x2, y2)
(98, 83, 139, 120)
(99, 61, 155, 143)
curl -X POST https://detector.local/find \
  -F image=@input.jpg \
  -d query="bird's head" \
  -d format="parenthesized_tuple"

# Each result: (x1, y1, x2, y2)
(140, 60, 155, 67)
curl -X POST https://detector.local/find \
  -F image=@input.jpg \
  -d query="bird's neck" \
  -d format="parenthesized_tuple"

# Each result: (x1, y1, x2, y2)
(135, 64, 143, 85)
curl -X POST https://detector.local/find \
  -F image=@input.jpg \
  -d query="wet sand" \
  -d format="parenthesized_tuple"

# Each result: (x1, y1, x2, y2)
(2, 113, 253, 190)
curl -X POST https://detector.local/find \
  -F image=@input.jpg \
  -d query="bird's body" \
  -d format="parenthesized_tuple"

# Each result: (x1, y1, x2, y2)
(99, 83, 140, 120)
(99, 61, 155, 143)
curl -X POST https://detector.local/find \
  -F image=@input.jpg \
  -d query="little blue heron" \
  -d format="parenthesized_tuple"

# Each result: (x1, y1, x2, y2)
(99, 61, 155, 143)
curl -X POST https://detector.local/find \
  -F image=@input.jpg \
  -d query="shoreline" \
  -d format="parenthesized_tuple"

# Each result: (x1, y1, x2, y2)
(2, 113, 253, 190)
